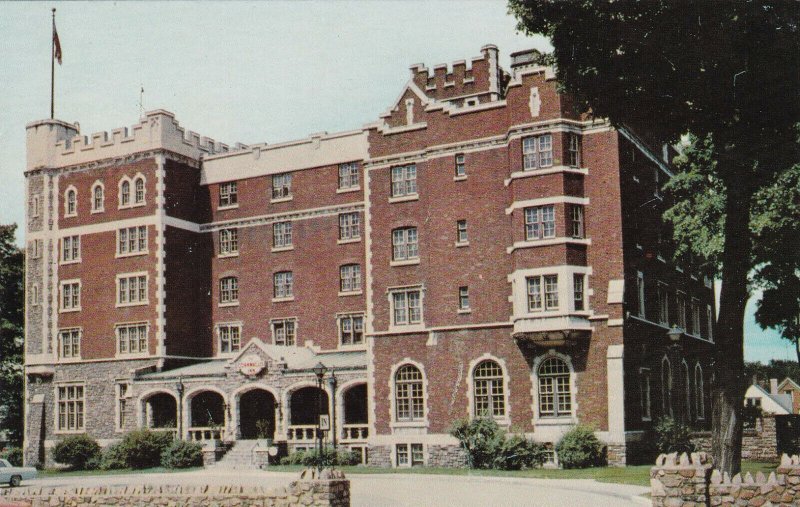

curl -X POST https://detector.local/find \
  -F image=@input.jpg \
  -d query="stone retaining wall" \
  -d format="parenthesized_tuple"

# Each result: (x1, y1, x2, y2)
(650, 452, 800, 506)
(0, 469, 349, 507)
(691, 415, 779, 462)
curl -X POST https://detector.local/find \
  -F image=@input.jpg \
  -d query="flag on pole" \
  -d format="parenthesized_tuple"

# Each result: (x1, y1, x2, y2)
(53, 21, 62, 65)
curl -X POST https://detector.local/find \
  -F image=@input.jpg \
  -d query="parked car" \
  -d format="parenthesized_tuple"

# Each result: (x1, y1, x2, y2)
(0, 458, 37, 487)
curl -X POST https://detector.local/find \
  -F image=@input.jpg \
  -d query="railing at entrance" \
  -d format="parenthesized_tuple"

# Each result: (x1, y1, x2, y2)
(188, 427, 224, 441)
(287, 425, 322, 442)
(149, 427, 178, 439)
(341, 424, 368, 442)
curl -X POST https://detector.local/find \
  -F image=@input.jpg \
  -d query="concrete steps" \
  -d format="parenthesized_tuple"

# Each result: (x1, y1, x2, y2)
(214, 440, 264, 469)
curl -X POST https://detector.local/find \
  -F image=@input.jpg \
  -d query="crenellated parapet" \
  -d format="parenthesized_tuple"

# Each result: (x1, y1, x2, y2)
(25, 109, 231, 171)
(409, 44, 500, 103)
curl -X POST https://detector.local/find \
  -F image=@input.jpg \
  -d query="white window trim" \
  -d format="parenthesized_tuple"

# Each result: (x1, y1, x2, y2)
(114, 321, 150, 358)
(216, 322, 243, 357)
(57, 327, 82, 362)
(388, 194, 419, 204)
(336, 186, 361, 194)
(90, 180, 105, 214)
(218, 228, 239, 258)
(64, 185, 78, 218)
(387, 285, 425, 333)
(131, 173, 147, 207)
(115, 226, 149, 259)
(115, 382, 132, 432)
(393, 442, 428, 468)
(60, 235, 82, 265)
(337, 312, 366, 349)
(53, 382, 86, 434)
(508, 266, 592, 320)
(31, 283, 40, 306)
(466, 354, 511, 426)
(270, 317, 298, 346)
(59, 279, 82, 313)
(218, 181, 239, 210)
(389, 358, 429, 429)
(507, 237, 591, 253)
(31, 195, 40, 217)
(661, 355, 673, 418)
(531, 350, 578, 426)
(115, 271, 150, 308)
(218, 276, 239, 307)
(118, 176, 132, 209)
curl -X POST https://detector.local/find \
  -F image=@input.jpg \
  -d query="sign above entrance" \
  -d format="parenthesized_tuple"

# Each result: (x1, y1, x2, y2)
(239, 354, 267, 376)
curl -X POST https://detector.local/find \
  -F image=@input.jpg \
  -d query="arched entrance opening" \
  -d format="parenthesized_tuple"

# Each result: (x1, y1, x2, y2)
(342, 383, 369, 442)
(143, 392, 178, 430)
(239, 389, 276, 440)
(290, 386, 328, 425)
(189, 390, 226, 441)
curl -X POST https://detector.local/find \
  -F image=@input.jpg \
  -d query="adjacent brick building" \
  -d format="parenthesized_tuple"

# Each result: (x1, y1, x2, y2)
(23, 45, 715, 467)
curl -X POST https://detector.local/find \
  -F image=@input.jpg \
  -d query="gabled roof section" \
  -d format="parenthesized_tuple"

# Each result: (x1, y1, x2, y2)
(377, 80, 434, 120)
(778, 377, 800, 392)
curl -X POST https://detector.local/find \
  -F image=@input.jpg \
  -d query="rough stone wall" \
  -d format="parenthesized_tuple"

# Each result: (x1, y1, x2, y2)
(367, 445, 391, 467)
(0, 470, 349, 507)
(427, 444, 468, 468)
(691, 415, 778, 462)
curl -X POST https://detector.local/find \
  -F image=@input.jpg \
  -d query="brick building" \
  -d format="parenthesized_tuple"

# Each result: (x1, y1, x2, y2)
(23, 45, 715, 467)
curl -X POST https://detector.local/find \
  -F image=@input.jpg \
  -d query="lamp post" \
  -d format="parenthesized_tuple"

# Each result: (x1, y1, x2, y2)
(312, 362, 328, 471)
(327, 369, 338, 450)
(176, 376, 185, 440)
(667, 326, 683, 343)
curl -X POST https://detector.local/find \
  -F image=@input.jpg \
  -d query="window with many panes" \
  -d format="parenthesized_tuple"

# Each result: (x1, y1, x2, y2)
(118, 274, 148, 305)
(524, 205, 556, 240)
(392, 227, 418, 261)
(339, 212, 360, 241)
(340, 264, 361, 292)
(57, 384, 85, 431)
(65, 189, 77, 216)
(120, 180, 130, 206)
(522, 134, 553, 170)
(395, 364, 424, 421)
(573, 274, 585, 311)
(657, 283, 670, 325)
(118, 226, 148, 256)
(92, 184, 104, 212)
(134, 177, 145, 204)
(339, 314, 364, 346)
(526, 275, 558, 311)
(62, 235, 80, 262)
(338, 162, 359, 189)
(570, 205, 585, 238)
(396, 443, 424, 467)
(220, 276, 239, 304)
(272, 173, 292, 199)
(391, 289, 422, 326)
(61, 281, 81, 311)
(59, 328, 80, 359)
(273, 271, 293, 299)
(538, 357, 572, 418)
(459, 286, 470, 310)
(218, 324, 241, 354)
(473, 360, 505, 417)
(391, 164, 417, 197)
(640, 368, 652, 421)
(457, 220, 468, 244)
(219, 181, 238, 207)
(676, 291, 687, 329)
(567, 133, 582, 167)
(116, 323, 148, 355)
(691, 299, 702, 336)
(272, 319, 296, 346)
(455, 154, 466, 177)
(219, 228, 238, 255)
(273, 221, 293, 248)
(117, 383, 129, 430)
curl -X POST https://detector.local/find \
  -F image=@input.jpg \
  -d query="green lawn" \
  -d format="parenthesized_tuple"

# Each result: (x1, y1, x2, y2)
(38, 466, 202, 478)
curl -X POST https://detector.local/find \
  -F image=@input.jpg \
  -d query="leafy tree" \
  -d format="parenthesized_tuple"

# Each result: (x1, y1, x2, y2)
(508, 0, 800, 475)
(0, 224, 24, 446)
(745, 360, 800, 387)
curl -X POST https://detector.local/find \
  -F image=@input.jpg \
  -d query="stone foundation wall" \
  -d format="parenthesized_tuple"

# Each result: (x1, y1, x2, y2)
(427, 444, 467, 468)
(366, 445, 391, 467)
(606, 443, 627, 467)
(691, 415, 778, 462)
(650, 452, 800, 507)
(0, 469, 349, 507)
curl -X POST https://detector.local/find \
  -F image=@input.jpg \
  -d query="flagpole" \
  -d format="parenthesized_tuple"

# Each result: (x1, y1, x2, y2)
(50, 7, 55, 119)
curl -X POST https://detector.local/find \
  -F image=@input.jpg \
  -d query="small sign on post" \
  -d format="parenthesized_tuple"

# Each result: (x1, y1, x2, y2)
(319, 414, 330, 431)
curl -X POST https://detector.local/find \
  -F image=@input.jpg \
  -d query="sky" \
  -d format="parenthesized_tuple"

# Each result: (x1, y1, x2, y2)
(0, 1, 791, 364)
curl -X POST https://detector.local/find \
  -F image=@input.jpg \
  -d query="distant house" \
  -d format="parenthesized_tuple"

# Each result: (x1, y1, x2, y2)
(744, 380, 793, 415)
(777, 378, 800, 414)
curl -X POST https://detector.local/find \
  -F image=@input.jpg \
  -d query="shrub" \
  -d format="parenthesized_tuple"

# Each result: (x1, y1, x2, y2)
(278, 447, 360, 467)
(118, 429, 174, 469)
(555, 425, 605, 469)
(52, 434, 101, 470)
(0, 447, 23, 467)
(654, 417, 695, 454)
(450, 417, 547, 470)
(99, 442, 129, 470)
(161, 440, 203, 469)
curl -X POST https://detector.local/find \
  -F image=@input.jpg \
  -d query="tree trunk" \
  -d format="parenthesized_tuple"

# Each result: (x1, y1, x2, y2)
(795, 339, 800, 366)
(711, 173, 753, 476)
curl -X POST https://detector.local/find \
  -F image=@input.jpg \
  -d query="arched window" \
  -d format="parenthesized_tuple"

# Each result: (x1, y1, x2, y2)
(695, 364, 705, 420)
(682, 360, 691, 422)
(473, 360, 505, 418)
(538, 357, 572, 418)
(92, 184, 104, 212)
(395, 364, 424, 422)
(65, 189, 77, 216)
(661, 357, 673, 417)
(134, 177, 145, 204)
(120, 180, 130, 206)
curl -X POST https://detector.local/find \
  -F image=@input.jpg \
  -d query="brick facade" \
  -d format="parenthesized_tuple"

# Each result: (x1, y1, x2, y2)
(23, 45, 714, 468)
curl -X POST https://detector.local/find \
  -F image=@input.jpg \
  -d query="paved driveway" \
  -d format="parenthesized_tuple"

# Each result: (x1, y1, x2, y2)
(12, 469, 648, 507)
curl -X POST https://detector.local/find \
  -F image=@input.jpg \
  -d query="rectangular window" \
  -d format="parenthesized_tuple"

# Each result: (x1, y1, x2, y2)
(62, 235, 80, 262)
(30, 239, 41, 259)
(676, 291, 687, 329)
(568, 133, 582, 168)
(527, 275, 559, 311)
(338, 162, 359, 189)
(391, 164, 417, 197)
(339, 212, 360, 241)
(57, 384, 85, 432)
(455, 154, 466, 177)
(392, 227, 419, 261)
(273, 221, 293, 248)
(116, 323, 148, 355)
(410, 443, 424, 466)
(524, 205, 556, 240)
(220, 277, 239, 304)
(31, 196, 40, 217)
(657, 283, 670, 325)
(61, 281, 81, 311)
(522, 134, 553, 170)
(218, 324, 241, 354)
(59, 328, 80, 359)
(272, 173, 292, 199)
(637, 271, 645, 317)
(117, 383, 129, 430)
(691, 299, 702, 336)
(117, 274, 148, 305)
(573, 275, 585, 311)
(457, 220, 468, 244)
(392, 289, 422, 326)
(273, 271, 293, 299)
(396, 444, 409, 466)
(219, 181, 238, 207)
(707, 305, 714, 340)
(272, 319, 296, 346)
(340, 264, 361, 293)
(640, 369, 652, 421)
(570, 205, 585, 239)
(219, 228, 238, 256)
(117, 226, 148, 255)
(339, 314, 364, 346)
(459, 286, 470, 310)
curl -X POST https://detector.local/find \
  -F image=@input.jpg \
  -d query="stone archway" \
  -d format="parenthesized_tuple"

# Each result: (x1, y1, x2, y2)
(239, 389, 276, 440)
